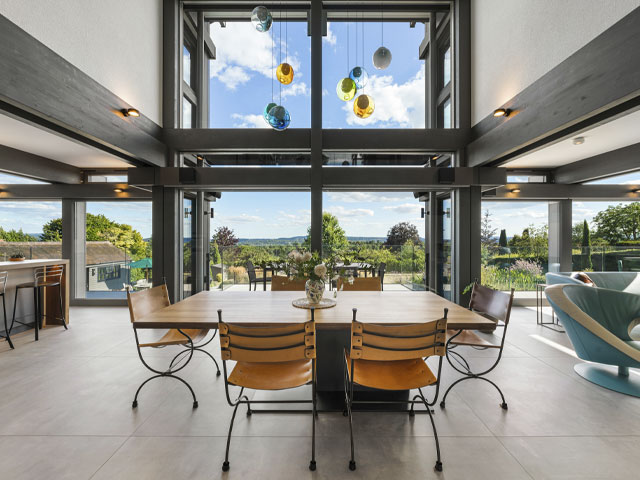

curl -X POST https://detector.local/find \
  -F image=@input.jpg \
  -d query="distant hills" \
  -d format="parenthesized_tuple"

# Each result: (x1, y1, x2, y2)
(237, 236, 389, 245)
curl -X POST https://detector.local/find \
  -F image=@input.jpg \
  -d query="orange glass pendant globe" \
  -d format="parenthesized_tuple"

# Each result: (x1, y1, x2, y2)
(276, 63, 294, 84)
(353, 94, 375, 119)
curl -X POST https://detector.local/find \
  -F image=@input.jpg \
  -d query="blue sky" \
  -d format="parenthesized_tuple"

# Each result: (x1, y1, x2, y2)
(209, 20, 425, 129)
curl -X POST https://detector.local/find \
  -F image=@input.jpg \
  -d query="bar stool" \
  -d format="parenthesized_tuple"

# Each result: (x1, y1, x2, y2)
(0, 271, 13, 349)
(11, 264, 66, 341)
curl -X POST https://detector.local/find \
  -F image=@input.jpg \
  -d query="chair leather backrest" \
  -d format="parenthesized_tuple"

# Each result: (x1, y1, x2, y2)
(246, 260, 256, 282)
(126, 284, 171, 323)
(378, 263, 386, 280)
(338, 277, 382, 291)
(271, 275, 306, 291)
(469, 283, 514, 324)
(219, 320, 316, 362)
(350, 315, 447, 361)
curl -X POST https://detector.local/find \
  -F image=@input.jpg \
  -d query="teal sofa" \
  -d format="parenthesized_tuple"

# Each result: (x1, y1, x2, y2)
(546, 272, 640, 294)
(545, 283, 640, 396)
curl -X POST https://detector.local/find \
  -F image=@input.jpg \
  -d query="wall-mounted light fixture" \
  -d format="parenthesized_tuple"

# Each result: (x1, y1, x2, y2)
(122, 108, 140, 117)
(510, 188, 521, 193)
(493, 108, 511, 118)
(632, 188, 640, 194)
(184, 208, 191, 218)
(421, 207, 425, 218)
(572, 136, 585, 145)
(205, 208, 215, 218)
(113, 188, 124, 193)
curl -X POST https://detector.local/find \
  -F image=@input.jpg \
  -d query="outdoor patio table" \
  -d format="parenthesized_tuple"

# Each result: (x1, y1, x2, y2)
(133, 290, 493, 409)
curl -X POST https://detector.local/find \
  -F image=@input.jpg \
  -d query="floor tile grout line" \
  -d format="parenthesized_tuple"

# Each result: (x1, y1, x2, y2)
(494, 435, 536, 480)
(87, 435, 131, 480)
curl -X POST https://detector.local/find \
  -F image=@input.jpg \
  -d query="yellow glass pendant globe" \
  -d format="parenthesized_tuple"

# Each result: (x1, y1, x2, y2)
(276, 63, 294, 84)
(336, 77, 357, 101)
(353, 94, 375, 119)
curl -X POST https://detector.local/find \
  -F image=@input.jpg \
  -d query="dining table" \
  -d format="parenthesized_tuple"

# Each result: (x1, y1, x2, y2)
(134, 290, 494, 410)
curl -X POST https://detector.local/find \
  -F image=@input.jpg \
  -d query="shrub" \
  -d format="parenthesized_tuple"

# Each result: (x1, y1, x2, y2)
(216, 273, 222, 283)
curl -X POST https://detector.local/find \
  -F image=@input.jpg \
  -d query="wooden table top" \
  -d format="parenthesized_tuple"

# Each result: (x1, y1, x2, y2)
(134, 290, 493, 331)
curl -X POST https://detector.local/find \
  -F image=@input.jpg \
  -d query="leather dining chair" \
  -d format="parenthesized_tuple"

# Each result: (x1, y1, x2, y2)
(337, 277, 382, 291)
(271, 275, 306, 291)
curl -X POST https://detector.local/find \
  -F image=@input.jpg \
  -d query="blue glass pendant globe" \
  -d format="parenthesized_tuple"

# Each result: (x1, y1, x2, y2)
(268, 105, 291, 131)
(263, 102, 277, 124)
(251, 6, 273, 32)
(349, 66, 369, 89)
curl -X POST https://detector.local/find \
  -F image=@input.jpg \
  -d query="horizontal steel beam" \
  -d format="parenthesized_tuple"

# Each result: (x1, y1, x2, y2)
(554, 142, 640, 184)
(129, 166, 505, 191)
(483, 183, 640, 201)
(0, 14, 166, 167)
(0, 183, 151, 200)
(0, 145, 82, 184)
(322, 128, 469, 152)
(163, 128, 311, 152)
(467, 7, 640, 167)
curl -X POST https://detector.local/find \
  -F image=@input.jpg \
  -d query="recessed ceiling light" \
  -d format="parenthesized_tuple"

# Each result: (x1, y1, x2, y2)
(493, 108, 511, 117)
(572, 136, 585, 145)
(510, 188, 521, 193)
(122, 108, 140, 118)
(113, 188, 124, 193)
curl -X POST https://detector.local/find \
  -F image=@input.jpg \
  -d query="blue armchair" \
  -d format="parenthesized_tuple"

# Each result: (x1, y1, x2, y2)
(545, 284, 640, 397)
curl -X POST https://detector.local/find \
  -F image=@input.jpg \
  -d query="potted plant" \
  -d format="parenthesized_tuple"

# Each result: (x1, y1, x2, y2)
(9, 253, 25, 262)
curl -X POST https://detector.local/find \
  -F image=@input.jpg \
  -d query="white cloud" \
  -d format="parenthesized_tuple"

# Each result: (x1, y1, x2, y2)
(209, 22, 301, 90)
(326, 205, 374, 218)
(383, 203, 422, 215)
(327, 192, 415, 203)
(342, 65, 425, 128)
(278, 209, 311, 226)
(281, 82, 309, 99)
(231, 113, 270, 129)
(219, 213, 264, 223)
(323, 23, 337, 47)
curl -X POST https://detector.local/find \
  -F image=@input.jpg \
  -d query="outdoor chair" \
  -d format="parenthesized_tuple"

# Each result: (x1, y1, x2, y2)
(218, 309, 317, 471)
(246, 260, 265, 291)
(271, 275, 306, 291)
(126, 284, 220, 409)
(10, 264, 66, 341)
(0, 271, 12, 349)
(545, 283, 640, 397)
(345, 307, 448, 472)
(440, 281, 514, 410)
(337, 277, 382, 291)
(378, 262, 386, 290)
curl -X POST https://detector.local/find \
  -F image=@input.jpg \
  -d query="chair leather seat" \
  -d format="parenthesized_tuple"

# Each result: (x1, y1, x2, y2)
(447, 329, 501, 348)
(138, 328, 208, 348)
(228, 359, 312, 390)
(345, 353, 437, 391)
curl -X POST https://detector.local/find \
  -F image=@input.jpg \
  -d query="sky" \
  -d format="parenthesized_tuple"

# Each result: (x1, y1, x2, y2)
(208, 19, 425, 129)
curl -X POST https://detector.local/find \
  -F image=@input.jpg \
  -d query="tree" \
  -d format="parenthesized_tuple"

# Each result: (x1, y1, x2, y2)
(0, 227, 36, 242)
(41, 218, 63, 241)
(385, 222, 420, 249)
(213, 226, 238, 247)
(211, 241, 221, 264)
(580, 219, 593, 270)
(593, 203, 640, 244)
(480, 210, 497, 247)
(498, 229, 508, 248)
(304, 212, 348, 254)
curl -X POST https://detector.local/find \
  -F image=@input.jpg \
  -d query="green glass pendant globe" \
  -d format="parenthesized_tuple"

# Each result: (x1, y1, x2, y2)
(336, 77, 357, 101)
(263, 102, 277, 124)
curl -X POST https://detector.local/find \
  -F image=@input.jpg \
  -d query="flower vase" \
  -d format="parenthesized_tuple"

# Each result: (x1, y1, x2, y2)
(305, 279, 325, 304)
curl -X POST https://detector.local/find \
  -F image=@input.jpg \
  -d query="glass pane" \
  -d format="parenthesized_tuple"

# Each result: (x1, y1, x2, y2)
(202, 152, 311, 167)
(85, 202, 152, 299)
(585, 172, 640, 185)
(443, 97, 451, 128)
(443, 46, 451, 86)
(438, 197, 452, 299)
(324, 152, 448, 167)
(183, 198, 193, 298)
(87, 174, 128, 183)
(183, 45, 192, 86)
(0, 201, 62, 260)
(322, 20, 425, 129)
(182, 97, 193, 128)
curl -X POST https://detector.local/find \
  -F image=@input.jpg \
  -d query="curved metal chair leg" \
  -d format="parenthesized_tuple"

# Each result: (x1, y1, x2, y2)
(440, 375, 507, 410)
(420, 391, 442, 472)
(168, 349, 190, 369)
(58, 284, 67, 330)
(476, 376, 508, 409)
(439, 375, 468, 408)
(132, 373, 198, 409)
(222, 394, 249, 472)
(10, 286, 19, 333)
(194, 347, 221, 376)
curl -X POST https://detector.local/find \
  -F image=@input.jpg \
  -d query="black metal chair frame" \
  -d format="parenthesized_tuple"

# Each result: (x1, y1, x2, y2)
(218, 308, 317, 472)
(0, 272, 13, 349)
(344, 308, 448, 473)
(246, 260, 265, 291)
(10, 265, 66, 341)
(378, 262, 386, 290)
(440, 284, 514, 411)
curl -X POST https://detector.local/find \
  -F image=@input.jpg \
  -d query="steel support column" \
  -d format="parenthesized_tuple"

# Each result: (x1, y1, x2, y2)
(548, 200, 573, 273)
(426, 193, 438, 293)
(62, 200, 86, 303)
(310, 0, 323, 254)
(453, 186, 481, 305)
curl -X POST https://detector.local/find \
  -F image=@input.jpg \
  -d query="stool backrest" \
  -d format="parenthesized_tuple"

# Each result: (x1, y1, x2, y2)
(34, 264, 64, 286)
(126, 284, 171, 323)
(219, 310, 316, 362)
(271, 275, 306, 291)
(0, 271, 7, 295)
(338, 277, 382, 291)
(350, 308, 448, 361)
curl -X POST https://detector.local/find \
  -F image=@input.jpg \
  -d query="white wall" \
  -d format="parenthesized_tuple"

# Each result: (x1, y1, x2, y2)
(0, 0, 163, 125)
(471, 0, 640, 125)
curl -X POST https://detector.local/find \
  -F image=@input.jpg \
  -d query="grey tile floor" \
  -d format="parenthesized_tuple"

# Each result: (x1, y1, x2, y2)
(0, 305, 639, 479)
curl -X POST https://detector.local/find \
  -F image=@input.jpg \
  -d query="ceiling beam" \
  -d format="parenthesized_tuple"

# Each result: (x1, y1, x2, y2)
(467, 7, 640, 167)
(0, 145, 82, 184)
(129, 166, 506, 191)
(483, 183, 640, 201)
(0, 183, 151, 200)
(0, 14, 166, 167)
(554, 142, 640, 184)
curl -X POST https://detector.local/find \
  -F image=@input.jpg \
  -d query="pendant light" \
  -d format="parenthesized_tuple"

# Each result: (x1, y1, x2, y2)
(336, 11, 356, 101)
(264, 27, 277, 125)
(269, 6, 291, 131)
(373, 3, 392, 69)
(349, 12, 368, 89)
(276, 5, 294, 84)
(353, 12, 374, 119)
(251, 6, 273, 32)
